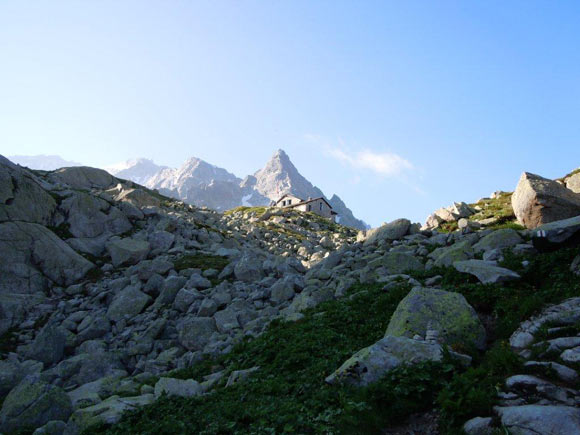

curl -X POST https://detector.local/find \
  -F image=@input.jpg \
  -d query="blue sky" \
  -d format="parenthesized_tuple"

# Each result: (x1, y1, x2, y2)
(1, 1, 580, 226)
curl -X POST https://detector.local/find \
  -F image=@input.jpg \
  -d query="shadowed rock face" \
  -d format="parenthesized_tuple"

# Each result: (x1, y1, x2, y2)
(512, 172, 580, 229)
(0, 156, 57, 225)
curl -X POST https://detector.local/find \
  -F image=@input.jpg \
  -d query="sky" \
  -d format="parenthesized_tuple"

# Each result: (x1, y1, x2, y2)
(1, 1, 580, 227)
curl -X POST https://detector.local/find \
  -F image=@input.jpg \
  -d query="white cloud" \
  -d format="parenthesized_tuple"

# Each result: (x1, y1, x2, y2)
(327, 147, 413, 177)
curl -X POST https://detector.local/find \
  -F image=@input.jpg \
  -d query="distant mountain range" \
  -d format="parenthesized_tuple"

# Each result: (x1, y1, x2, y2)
(11, 150, 368, 229)
(9, 154, 81, 171)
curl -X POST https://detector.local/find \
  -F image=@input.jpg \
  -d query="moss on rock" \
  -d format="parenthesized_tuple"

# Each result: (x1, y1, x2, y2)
(385, 287, 486, 350)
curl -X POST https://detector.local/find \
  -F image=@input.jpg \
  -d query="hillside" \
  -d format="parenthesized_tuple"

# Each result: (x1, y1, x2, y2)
(1, 155, 580, 434)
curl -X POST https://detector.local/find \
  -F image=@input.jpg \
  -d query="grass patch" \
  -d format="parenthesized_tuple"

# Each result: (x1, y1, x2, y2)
(224, 206, 268, 217)
(47, 222, 74, 239)
(0, 328, 18, 358)
(436, 193, 521, 233)
(173, 254, 230, 274)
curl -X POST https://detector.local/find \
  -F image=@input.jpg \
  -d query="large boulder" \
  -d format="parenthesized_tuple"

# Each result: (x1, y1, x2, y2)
(0, 377, 73, 433)
(0, 156, 56, 225)
(385, 287, 486, 350)
(106, 238, 150, 267)
(512, 172, 580, 229)
(106, 286, 152, 322)
(48, 166, 115, 190)
(177, 317, 217, 351)
(325, 335, 469, 387)
(362, 218, 411, 245)
(453, 259, 521, 285)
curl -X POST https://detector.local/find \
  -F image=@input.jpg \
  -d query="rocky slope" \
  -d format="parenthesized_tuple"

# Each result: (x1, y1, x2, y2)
(1, 156, 580, 434)
(108, 150, 368, 230)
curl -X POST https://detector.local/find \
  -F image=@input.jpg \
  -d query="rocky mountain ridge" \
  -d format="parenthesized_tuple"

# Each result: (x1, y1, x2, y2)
(1, 155, 580, 434)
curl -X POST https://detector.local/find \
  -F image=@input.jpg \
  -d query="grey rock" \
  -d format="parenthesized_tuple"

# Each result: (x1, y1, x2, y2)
(270, 278, 296, 304)
(60, 192, 131, 240)
(154, 377, 202, 398)
(226, 367, 259, 387)
(453, 260, 520, 284)
(571, 254, 580, 276)
(561, 346, 580, 363)
(0, 376, 73, 433)
(495, 405, 580, 435)
(0, 359, 43, 397)
(106, 238, 150, 267)
(524, 361, 578, 383)
(566, 172, 580, 193)
(186, 274, 212, 290)
(66, 394, 155, 433)
(428, 240, 474, 267)
(26, 323, 67, 366)
(512, 172, 580, 229)
(106, 286, 151, 322)
(373, 252, 424, 274)
(214, 309, 240, 333)
(0, 156, 56, 225)
(76, 315, 111, 344)
(33, 420, 67, 435)
(155, 276, 187, 306)
(385, 287, 486, 350)
(234, 252, 263, 282)
(197, 297, 218, 316)
(533, 215, 580, 247)
(325, 335, 469, 387)
(363, 219, 410, 245)
(49, 166, 115, 190)
(177, 317, 217, 351)
(463, 417, 494, 435)
(148, 231, 175, 252)
(472, 229, 523, 253)
(41, 352, 125, 387)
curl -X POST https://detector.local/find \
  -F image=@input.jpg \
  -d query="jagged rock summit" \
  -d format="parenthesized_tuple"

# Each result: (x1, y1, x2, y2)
(107, 150, 368, 229)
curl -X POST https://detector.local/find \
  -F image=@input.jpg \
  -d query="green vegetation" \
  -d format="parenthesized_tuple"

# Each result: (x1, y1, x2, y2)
(224, 206, 268, 217)
(436, 192, 524, 233)
(173, 253, 230, 274)
(91, 246, 580, 435)
(0, 328, 18, 359)
(557, 167, 580, 182)
(47, 222, 74, 239)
